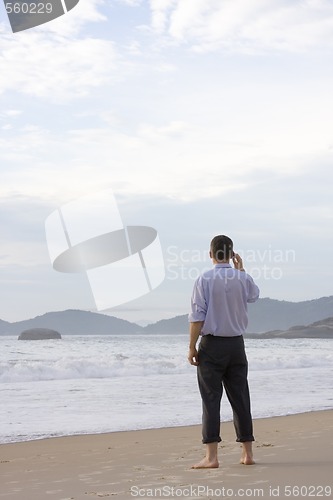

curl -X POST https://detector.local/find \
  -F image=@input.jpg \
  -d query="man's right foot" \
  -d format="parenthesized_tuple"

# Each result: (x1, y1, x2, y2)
(191, 457, 219, 469)
(240, 455, 255, 465)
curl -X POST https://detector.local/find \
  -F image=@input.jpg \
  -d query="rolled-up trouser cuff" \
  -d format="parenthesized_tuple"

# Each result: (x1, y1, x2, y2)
(236, 435, 255, 443)
(202, 436, 222, 444)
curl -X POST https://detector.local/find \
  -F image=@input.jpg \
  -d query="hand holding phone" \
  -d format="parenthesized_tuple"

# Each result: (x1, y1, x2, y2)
(232, 252, 245, 271)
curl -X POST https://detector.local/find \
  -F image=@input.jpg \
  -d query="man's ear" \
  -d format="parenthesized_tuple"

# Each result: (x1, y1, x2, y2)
(209, 250, 212, 258)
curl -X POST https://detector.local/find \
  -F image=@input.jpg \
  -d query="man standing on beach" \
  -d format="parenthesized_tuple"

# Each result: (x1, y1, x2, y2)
(188, 235, 259, 468)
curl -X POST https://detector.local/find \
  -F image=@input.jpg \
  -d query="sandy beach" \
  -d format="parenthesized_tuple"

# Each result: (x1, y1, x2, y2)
(1, 410, 332, 500)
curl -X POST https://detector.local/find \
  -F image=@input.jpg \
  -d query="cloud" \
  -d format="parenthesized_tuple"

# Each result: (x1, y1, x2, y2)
(149, 0, 333, 53)
(117, 0, 144, 6)
(0, 121, 273, 201)
(0, 109, 22, 117)
(0, 34, 119, 100)
(1, 103, 331, 204)
(47, 0, 107, 37)
(149, 0, 177, 33)
(137, 120, 188, 140)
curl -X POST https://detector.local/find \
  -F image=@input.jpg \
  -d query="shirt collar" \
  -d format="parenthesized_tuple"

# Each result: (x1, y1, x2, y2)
(214, 263, 232, 268)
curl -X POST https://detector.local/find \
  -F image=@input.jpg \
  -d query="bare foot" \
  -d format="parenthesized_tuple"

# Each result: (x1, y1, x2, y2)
(191, 457, 219, 469)
(240, 455, 255, 465)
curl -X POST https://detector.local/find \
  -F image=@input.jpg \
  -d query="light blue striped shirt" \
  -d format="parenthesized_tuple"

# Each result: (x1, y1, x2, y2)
(188, 264, 260, 337)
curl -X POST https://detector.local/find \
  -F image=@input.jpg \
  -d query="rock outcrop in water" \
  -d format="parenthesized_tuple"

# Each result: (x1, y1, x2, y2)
(18, 328, 62, 340)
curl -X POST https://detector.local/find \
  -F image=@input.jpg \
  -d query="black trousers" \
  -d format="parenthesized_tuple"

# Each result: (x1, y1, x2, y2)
(197, 334, 254, 444)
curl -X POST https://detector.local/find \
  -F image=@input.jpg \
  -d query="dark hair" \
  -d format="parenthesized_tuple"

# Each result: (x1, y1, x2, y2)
(210, 235, 233, 261)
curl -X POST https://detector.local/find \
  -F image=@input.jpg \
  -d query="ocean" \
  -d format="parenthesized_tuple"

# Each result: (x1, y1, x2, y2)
(0, 334, 332, 444)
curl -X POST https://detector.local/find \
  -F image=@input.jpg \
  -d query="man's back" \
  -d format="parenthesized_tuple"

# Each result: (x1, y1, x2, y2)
(189, 263, 259, 336)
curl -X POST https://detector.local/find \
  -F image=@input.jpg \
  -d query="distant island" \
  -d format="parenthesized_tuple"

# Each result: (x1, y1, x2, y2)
(0, 295, 333, 339)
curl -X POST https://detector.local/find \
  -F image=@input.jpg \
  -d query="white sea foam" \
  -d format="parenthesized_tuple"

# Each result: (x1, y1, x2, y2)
(0, 340, 332, 383)
(0, 356, 187, 383)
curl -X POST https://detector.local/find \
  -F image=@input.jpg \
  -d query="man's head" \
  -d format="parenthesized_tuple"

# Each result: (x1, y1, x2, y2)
(210, 235, 233, 263)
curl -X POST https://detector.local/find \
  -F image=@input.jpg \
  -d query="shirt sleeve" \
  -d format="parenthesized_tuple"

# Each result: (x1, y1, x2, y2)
(188, 276, 207, 322)
(246, 274, 260, 303)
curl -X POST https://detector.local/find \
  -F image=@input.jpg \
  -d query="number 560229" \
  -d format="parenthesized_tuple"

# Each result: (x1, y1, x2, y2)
(5, 3, 53, 14)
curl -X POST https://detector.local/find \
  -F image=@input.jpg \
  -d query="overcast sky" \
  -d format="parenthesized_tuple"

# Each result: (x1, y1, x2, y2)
(1, 0, 333, 324)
